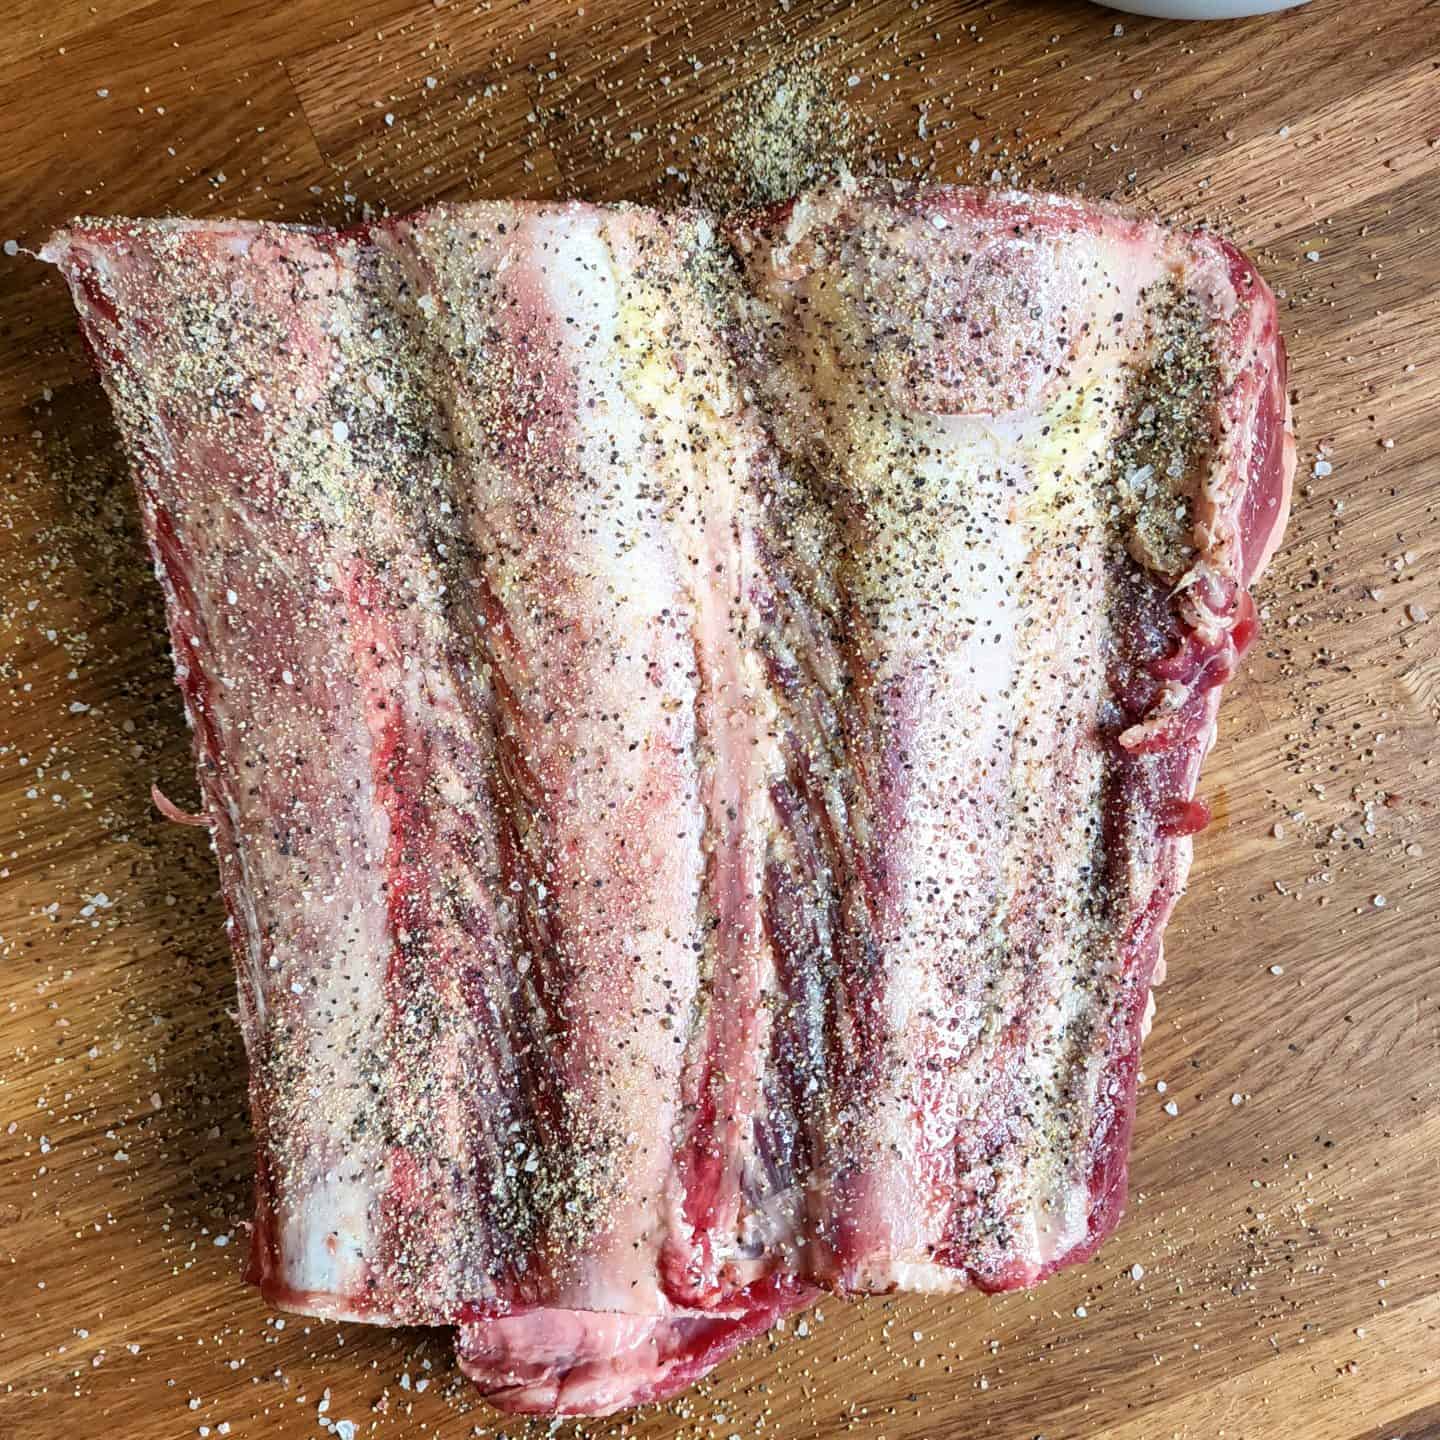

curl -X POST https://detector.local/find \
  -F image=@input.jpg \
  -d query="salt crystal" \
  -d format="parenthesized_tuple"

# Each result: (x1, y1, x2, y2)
(1131, 1263, 1145, 1281)
(1163, 1100, 1179, 1117)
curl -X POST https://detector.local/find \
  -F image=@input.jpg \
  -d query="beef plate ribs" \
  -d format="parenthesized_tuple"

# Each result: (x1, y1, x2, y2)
(44, 181, 1293, 1416)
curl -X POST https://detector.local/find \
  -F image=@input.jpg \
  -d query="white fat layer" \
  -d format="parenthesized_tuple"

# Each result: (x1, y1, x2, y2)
(523, 210, 708, 1312)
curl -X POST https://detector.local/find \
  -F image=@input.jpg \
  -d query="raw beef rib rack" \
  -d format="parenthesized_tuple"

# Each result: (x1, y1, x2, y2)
(44, 181, 1293, 1417)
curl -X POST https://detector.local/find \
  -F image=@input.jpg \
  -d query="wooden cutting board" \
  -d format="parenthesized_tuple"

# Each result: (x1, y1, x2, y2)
(1, 1, 1437, 1436)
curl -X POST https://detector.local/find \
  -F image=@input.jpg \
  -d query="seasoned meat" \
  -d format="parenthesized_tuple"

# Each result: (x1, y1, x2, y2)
(44, 181, 1292, 1416)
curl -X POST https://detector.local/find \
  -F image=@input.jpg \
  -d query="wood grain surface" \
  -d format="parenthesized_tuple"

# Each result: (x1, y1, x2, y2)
(1, 1, 1438, 1437)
